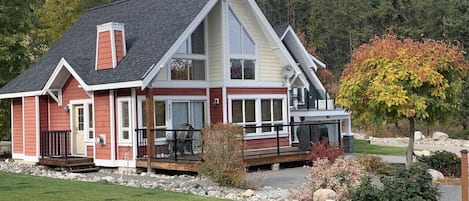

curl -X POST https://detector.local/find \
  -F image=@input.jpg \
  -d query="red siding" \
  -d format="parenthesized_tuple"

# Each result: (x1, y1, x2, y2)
(39, 96, 49, 132)
(227, 87, 287, 95)
(209, 88, 223, 123)
(23, 97, 36, 156)
(136, 88, 206, 96)
(94, 91, 111, 160)
(117, 146, 133, 160)
(87, 146, 93, 158)
(244, 137, 289, 150)
(116, 88, 131, 97)
(12, 99, 23, 154)
(97, 31, 113, 70)
(114, 30, 124, 63)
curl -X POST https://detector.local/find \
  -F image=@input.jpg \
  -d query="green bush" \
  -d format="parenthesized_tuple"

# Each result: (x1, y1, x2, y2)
(355, 155, 390, 174)
(349, 163, 439, 201)
(416, 150, 461, 177)
(197, 123, 248, 188)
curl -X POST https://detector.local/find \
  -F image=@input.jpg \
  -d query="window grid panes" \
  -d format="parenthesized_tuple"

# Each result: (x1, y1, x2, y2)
(118, 99, 131, 142)
(228, 8, 256, 80)
(88, 104, 94, 139)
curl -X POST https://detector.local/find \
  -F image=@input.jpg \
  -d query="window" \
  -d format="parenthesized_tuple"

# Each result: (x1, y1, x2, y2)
(261, 99, 283, 132)
(232, 99, 257, 133)
(230, 96, 286, 135)
(171, 21, 206, 80)
(87, 104, 94, 139)
(118, 98, 132, 143)
(141, 99, 166, 138)
(228, 8, 256, 80)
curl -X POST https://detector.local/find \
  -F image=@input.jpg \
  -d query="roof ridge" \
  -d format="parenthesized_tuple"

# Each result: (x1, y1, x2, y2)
(87, 0, 129, 12)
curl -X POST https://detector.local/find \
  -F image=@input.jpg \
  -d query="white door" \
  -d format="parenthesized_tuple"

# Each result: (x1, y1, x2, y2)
(73, 105, 85, 155)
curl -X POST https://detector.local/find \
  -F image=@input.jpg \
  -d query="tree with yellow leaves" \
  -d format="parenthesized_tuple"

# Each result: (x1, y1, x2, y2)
(337, 33, 468, 168)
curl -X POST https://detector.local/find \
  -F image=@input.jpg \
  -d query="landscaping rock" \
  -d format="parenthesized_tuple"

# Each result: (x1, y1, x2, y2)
(414, 131, 425, 141)
(313, 189, 337, 201)
(432, 131, 449, 141)
(427, 169, 444, 181)
(243, 189, 254, 197)
(414, 150, 432, 157)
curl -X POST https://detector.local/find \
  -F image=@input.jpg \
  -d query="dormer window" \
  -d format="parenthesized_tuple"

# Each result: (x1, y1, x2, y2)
(170, 21, 206, 80)
(95, 22, 126, 70)
(228, 8, 256, 80)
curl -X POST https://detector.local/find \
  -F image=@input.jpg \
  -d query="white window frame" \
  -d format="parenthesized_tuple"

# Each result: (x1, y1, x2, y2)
(69, 99, 94, 144)
(169, 20, 207, 81)
(227, 7, 258, 80)
(137, 96, 168, 144)
(228, 94, 288, 139)
(117, 97, 132, 144)
(85, 103, 94, 142)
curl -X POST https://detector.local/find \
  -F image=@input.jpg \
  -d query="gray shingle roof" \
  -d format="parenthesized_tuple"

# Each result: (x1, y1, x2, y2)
(0, 0, 209, 94)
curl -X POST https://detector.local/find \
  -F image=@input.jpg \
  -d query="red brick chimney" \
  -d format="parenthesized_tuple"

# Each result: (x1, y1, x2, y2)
(95, 22, 126, 70)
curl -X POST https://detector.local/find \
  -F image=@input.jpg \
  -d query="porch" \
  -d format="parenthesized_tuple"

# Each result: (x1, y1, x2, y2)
(135, 123, 336, 172)
(38, 130, 99, 173)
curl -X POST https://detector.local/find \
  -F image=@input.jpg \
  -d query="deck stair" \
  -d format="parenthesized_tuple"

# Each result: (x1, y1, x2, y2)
(39, 157, 99, 173)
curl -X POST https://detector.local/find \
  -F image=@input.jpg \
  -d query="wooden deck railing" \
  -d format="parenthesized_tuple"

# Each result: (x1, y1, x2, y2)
(40, 130, 71, 158)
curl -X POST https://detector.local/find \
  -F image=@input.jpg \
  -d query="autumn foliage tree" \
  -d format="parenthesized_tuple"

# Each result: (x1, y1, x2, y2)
(337, 33, 468, 168)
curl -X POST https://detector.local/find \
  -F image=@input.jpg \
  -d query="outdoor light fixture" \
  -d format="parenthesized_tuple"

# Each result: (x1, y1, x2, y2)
(213, 98, 220, 105)
(63, 104, 70, 112)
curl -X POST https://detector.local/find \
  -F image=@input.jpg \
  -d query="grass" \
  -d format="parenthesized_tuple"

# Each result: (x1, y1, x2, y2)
(354, 139, 407, 156)
(0, 172, 229, 201)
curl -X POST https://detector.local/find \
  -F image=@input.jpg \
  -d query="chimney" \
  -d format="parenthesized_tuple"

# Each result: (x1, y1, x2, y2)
(95, 22, 126, 70)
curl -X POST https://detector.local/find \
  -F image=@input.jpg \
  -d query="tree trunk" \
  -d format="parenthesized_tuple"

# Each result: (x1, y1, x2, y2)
(406, 117, 415, 169)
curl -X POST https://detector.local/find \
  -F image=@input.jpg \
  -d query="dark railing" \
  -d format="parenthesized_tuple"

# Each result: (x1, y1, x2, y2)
(136, 128, 202, 161)
(136, 122, 341, 161)
(290, 89, 338, 110)
(40, 130, 71, 158)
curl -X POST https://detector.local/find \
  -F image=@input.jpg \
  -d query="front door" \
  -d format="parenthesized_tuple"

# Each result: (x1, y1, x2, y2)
(73, 105, 85, 155)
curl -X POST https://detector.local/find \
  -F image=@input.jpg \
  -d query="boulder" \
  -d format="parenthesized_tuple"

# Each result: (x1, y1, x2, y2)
(414, 131, 425, 141)
(432, 131, 449, 141)
(427, 169, 444, 181)
(313, 189, 337, 201)
(243, 189, 254, 197)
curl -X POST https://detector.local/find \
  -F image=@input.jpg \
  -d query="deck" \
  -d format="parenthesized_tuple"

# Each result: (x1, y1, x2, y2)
(136, 146, 310, 172)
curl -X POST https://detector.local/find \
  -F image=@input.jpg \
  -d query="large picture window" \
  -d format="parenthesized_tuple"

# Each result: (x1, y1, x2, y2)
(230, 96, 286, 135)
(171, 21, 206, 80)
(140, 99, 167, 138)
(228, 8, 256, 80)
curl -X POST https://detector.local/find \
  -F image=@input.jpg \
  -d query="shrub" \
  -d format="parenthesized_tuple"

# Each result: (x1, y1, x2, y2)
(291, 158, 366, 201)
(309, 138, 343, 163)
(355, 155, 391, 174)
(417, 150, 461, 177)
(349, 163, 439, 201)
(197, 123, 248, 188)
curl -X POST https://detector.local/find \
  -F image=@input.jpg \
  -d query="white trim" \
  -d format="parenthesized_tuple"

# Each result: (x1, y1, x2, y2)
(110, 27, 117, 68)
(35, 96, 40, 158)
(131, 88, 137, 160)
(142, 0, 218, 89)
(283, 25, 317, 70)
(22, 155, 39, 162)
(150, 80, 210, 88)
(10, 99, 14, 155)
(206, 88, 211, 125)
(310, 54, 326, 68)
(222, 87, 227, 123)
(0, 91, 42, 100)
(88, 80, 142, 91)
(110, 90, 116, 161)
(22, 97, 25, 155)
(48, 96, 51, 130)
(12, 153, 24, 159)
(94, 159, 136, 168)
(95, 22, 126, 70)
(221, 0, 228, 82)
(92, 93, 96, 159)
(42, 58, 91, 93)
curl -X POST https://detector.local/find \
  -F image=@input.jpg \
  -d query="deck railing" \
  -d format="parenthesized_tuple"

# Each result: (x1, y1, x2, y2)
(136, 122, 341, 162)
(40, 130, 71, 158)
(290, 89, 338, 110)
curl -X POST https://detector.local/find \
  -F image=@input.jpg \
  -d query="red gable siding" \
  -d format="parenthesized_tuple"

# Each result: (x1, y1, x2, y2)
(209, 88, 223, 123)
(94, 90, 111, 160)
(114, 30, 124, 63)
(97, 31, 113, 70)
(23, 96, 36, 156)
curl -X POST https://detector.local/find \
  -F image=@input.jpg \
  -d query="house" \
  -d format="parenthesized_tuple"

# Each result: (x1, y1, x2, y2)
(0, 0, 351, 169)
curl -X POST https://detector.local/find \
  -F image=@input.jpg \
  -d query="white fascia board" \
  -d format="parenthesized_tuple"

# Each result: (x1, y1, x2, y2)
(246, 0, 309, 89)
(42, 58, 91, 94)
(284, 26, 317, 70)
(88, 80, 142, 91)
(0, 91, 42, 99)
(310, 54, 326, 68)
(141, 0, 218, 89)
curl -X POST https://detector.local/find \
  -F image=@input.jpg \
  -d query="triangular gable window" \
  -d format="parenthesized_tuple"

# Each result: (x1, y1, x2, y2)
(228, 8, 256, 80)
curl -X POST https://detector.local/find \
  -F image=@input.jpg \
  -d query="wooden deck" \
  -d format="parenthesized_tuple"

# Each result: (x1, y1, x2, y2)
(136, 146, 310, 172)
(39, 157, 99, 173)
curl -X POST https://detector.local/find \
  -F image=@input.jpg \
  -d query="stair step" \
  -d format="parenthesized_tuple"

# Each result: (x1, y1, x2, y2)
(69, 167, 100, 173)
(67, 162, 95, 167)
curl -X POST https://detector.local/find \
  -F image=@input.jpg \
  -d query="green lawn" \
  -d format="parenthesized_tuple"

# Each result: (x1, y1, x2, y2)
(354, 139, 407, 156)
(0, 172, 229, 201)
